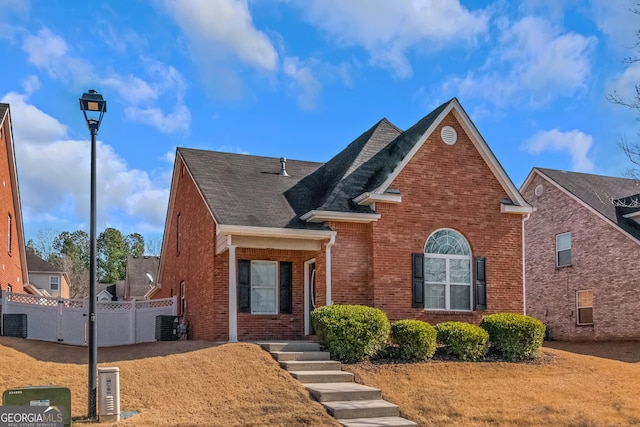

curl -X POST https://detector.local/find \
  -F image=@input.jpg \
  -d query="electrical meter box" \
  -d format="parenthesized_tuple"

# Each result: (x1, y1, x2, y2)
(2, 386, 71, 427)
(98, 367, 120, 422)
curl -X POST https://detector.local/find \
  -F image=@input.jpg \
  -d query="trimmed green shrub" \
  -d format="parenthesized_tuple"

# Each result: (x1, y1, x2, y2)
(435, 321, 489, 361)
(480, 313, 546, 362)
(389, 320, 437, 361)
(311, 305, 390, 363)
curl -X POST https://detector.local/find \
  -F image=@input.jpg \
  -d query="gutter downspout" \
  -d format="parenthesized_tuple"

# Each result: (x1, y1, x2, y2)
(522, 212, 531, 315)
(325, 234, 335, 306)
(228, 238, 238, 342)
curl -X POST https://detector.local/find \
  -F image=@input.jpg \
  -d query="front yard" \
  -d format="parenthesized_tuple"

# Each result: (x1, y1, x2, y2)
(1, 337, 639, 426)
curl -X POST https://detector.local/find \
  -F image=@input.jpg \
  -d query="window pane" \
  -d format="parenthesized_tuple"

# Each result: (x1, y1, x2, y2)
(251, 262, 276, 288)
(450, 285, 471, 310)
(557, 249, 571, 267)
(578, 307, 593, 324)
(252, 288, 276, 314)
(425, 258, 446, 283)
(556, 233, 571, 251)
(425, 284, 445, 309)
(450, 259, 471, 284)
(425, 229, 470, 255)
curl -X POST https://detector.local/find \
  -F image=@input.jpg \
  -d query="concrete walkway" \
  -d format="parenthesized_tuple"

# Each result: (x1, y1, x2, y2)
(260, 341, 416, 427)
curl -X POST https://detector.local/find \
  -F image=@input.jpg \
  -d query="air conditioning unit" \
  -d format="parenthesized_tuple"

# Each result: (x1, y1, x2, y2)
(155, 315, 178, 341)
(2, 386, 71, 427)
(2, 313, 27, 338)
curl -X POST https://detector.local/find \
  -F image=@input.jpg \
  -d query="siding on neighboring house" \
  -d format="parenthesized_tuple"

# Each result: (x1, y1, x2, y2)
(522, 171, 640, 340)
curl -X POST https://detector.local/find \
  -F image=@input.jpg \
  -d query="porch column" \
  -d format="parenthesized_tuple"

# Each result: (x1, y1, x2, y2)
(325, 235, 335, 306)
(228, 244, 238, 342)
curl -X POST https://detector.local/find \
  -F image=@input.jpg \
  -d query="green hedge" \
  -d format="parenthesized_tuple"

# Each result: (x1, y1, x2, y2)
(435, 321, 489, 361)
(480, 313, 546, 361)
(389, 320, 437, 361)
(311, 305, 390, 363)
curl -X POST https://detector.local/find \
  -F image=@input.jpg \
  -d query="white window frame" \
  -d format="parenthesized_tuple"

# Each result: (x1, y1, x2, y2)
(250, 261, 278, 315)
(7, 213, 11, 254)
(49, 276, 59, 291)
(180, 281, 186, 315)
(424, 229, 472, 312)
(556, 232, 572, 267)
(576, 290, 593, 326)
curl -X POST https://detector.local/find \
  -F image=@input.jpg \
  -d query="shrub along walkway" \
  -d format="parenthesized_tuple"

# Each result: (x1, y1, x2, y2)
(261, 341, 416, 427)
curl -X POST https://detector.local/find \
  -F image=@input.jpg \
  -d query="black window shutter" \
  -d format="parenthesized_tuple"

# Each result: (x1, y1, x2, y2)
(412, 253, 424, 308)
(475, 256, 487, 310)
(238, 260, 251, 313)
(279, 262, 293, 314)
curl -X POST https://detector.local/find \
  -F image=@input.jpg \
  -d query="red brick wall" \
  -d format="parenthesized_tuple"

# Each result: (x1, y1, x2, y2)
(155, 158, 218, 340)
(364, 111, 524, 325)
(0, 112, 25, 293)
(328, 222, 374, 306)
(522, 173, 640, 340)
(234, 248, 317, 340)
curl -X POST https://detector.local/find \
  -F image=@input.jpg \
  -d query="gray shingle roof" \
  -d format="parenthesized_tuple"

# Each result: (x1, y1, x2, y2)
(26, 251, 61, 273)
(180, 99, 453, 228)
(537, 168, 640, 239)
(125, 255, 160, 299)
(0, 104, 8, 123)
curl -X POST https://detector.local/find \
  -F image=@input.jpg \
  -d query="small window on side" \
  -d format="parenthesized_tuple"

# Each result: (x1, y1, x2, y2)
(556, 232, 571, 267)
(576, 290, 593, 325)
(50, 276, 59, 291)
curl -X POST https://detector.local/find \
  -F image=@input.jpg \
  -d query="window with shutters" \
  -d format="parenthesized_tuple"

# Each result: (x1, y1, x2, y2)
(576, 290, 593, 325)
(556, 232, 571, 267)
(238, 260, 292, 315)
(424, 229, 472, 311)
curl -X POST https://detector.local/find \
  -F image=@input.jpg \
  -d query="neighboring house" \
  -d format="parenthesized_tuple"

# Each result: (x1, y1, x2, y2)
(124, 255, 159, 300)
(521, 168, 640, 340)
(0, 103, 28, 294)
(96, 283, 122, 301)
(155, 98, 532, 342)
(25, 251, 70, 298)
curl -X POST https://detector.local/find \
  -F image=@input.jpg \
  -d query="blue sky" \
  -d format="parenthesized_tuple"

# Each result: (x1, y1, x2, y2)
(0, 0, 639, 247)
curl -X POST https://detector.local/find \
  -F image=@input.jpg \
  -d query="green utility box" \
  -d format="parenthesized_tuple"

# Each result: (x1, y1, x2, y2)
(2, 386, 71, 426)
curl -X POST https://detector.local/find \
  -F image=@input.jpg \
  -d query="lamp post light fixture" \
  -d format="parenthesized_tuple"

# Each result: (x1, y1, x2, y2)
(79, 89, 106, 420)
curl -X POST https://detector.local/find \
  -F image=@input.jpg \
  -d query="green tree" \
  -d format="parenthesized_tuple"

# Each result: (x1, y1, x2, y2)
(53, 230, 90, 269)
(97, 228, 146, 283)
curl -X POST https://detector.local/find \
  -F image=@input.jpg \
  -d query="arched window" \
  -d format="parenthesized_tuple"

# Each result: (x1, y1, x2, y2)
(424, 229, 472, 311)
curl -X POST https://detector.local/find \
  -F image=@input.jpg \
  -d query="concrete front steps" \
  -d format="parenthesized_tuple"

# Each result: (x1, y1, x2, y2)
(260, 342, 416, 427)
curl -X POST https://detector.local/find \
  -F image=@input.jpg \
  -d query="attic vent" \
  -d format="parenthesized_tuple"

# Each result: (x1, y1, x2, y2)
(279, 157, 289, 177)
(441, 126, 457, 145)
(534, 184, 544, 197)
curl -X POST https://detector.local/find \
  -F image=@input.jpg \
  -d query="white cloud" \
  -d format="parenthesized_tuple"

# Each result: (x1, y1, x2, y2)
(163, 150, 176, 164)
(591, 0, 638, 52)
(524, 129, 595, 172)
(283, 56, 322, 110)
(124, 105, 191, 134)
(3, 91, 169, 234)
(606, 61, 640, 105)
(160, 0, 278, 71)
(443, 16, 596, 107)
(295, 0, 488, 78)
(21, 75, 40, 95)
(20, 27, 190, 133)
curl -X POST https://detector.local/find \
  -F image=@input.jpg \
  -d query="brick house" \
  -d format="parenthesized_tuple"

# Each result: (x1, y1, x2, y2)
(155, 98, 532, 341)
(0, 103, 28, 294)
(521, 168, 640, 340)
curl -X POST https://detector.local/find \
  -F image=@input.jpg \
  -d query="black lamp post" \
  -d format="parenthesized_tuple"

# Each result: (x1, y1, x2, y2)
(79, 89, 106, 420)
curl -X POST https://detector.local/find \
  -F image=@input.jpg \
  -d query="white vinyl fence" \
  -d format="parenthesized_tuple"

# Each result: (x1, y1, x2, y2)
(0, 291, 176, 346)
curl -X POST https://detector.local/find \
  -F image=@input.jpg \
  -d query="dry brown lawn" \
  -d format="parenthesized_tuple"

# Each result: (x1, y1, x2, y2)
(344, 341, 640, 427)
(2, 338, 640, 427)
(0, 337, 340, 427)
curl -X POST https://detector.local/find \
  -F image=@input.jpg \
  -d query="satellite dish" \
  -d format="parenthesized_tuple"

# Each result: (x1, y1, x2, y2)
(146, 273, 154, 284)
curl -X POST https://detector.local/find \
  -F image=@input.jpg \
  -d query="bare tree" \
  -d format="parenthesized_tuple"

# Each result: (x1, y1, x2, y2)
(144, 238, 162, 256)
(607, 3, 640, 178)
(55, 254, 89, 299)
